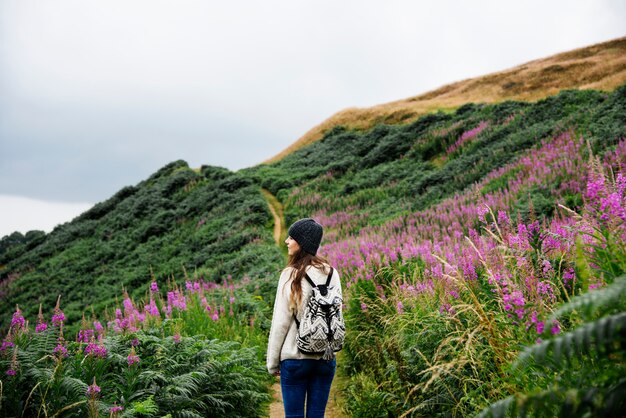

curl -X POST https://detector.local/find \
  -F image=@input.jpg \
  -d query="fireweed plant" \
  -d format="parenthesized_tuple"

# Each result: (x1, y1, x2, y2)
(477, 158, 626, 417)
(1, 86, 625, 417)
(315, 138, 625, 416)
(0, 277, 273, 417)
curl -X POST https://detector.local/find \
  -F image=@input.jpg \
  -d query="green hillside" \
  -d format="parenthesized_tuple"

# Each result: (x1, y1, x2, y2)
(3, 86, 623, 330)
(0, 163, 284, 330)
(1, 83, 625, 416)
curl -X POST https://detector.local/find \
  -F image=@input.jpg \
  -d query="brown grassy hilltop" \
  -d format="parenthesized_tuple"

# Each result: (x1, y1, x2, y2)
(266, 36, 626, 164)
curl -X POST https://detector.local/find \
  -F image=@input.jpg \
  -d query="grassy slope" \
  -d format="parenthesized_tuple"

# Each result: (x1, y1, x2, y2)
(266, 36, 626, 164)
(253, 86, 625, 231)
(1, 38, 625, 335)
(0, 162, 284, 331)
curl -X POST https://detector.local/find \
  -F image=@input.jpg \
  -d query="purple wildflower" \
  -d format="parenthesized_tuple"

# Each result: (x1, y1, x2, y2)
(396, 301, 404, 315)
(562, 268, 575, 287)
(446, 121, 489, 155)
(123, 296, 134, 314)
(52, 296, 65, 327)
(86, 379, 101, 397)
(77, 329, 95, 343)
(145, 298, 160, 317)
(541, 260, 554, 276)
(461, 258, 477, 280)
(439, 303, 456, 315)
(167, 290, 187, 311)
(11, 306, 26, 329)
(36, 304, 48, 333)
(93, 321, 104, 333)
(54, 343, 68, 358)
(95, 345, 107, 357)
(585, 176, 605, 201)
(83, 342, 95, 355)
(0, 340, 15, 351)
(51, 312, 65, 326)
(84, 341, 107, 358)
(150, 281, 159, 293)
(536, 321, 545, 334)
(127, 347, 140, 366)
(497, 210, 510, 227)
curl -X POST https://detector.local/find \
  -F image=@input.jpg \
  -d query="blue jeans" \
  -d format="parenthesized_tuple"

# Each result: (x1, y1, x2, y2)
(280, 358, 336, 418)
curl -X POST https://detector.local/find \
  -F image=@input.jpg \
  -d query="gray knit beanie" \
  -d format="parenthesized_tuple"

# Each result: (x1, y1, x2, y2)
(287, 218, 323, 256)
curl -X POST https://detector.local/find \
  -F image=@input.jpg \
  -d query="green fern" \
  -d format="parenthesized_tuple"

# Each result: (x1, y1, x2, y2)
(478, 275, 626, 417)
(174, 410, 204, 418)
(162, 374, 200, 398)
(137, 369, 167, 386)
(129, 395, 158, 417)
(551, 274, 626, 320)
(476, 396, 515, 418)
(515, 311, 626, 369)
(58, 375, 89, 400)
(2, 310, 270, 417)
(477, 380, 626, 418)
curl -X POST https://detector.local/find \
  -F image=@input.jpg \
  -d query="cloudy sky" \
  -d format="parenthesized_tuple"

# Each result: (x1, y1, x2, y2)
(1, 0, 625, 237)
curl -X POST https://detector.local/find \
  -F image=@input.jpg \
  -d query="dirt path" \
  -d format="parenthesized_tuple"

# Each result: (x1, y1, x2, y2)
(269, 379, 347, 418)
(261, 188, 286, 246)
(262, 189, 347, 417)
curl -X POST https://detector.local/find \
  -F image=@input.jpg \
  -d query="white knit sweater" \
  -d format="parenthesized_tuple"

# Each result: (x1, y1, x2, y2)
(266, 264, 342, 374)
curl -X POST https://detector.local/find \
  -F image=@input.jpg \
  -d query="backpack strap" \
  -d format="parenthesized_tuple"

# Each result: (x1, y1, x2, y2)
(303, 266, 334, 288)
(304, 274, 316, 288)
(325, 267, 334, 286)
(294, 267, 335, 326)
(294, 274, 316, 328)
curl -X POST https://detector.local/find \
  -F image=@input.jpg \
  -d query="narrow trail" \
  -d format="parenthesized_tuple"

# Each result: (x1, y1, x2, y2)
(261, 188, 286, 246)
(261, 189, 347, 417)
(269, 378, 347, 418)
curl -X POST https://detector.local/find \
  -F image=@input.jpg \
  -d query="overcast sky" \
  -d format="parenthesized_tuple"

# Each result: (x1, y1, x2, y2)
(1, 0, 625, 237)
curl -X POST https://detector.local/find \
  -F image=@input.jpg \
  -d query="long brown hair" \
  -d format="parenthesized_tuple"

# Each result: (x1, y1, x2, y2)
(288, 248, 329, 311)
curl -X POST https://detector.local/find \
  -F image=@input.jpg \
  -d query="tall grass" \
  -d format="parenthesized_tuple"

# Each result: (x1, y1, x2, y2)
(338, 145, 625, 416)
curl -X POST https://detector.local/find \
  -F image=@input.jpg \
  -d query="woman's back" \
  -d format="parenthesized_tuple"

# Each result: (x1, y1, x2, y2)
(267, 218, 341, 418)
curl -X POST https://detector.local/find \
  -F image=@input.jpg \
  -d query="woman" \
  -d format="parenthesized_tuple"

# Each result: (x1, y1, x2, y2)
(267, 218, 342, 418)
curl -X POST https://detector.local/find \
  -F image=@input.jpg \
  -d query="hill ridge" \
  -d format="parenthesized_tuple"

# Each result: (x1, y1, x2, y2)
(265, 36, 626, 164)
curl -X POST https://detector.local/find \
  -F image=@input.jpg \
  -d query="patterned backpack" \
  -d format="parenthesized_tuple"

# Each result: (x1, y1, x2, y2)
(294, 267, 345, 360)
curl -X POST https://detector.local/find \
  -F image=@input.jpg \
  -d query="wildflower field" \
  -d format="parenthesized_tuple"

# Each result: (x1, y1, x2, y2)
(1, 277, 274, 417)
(1, 85, 625, 417)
